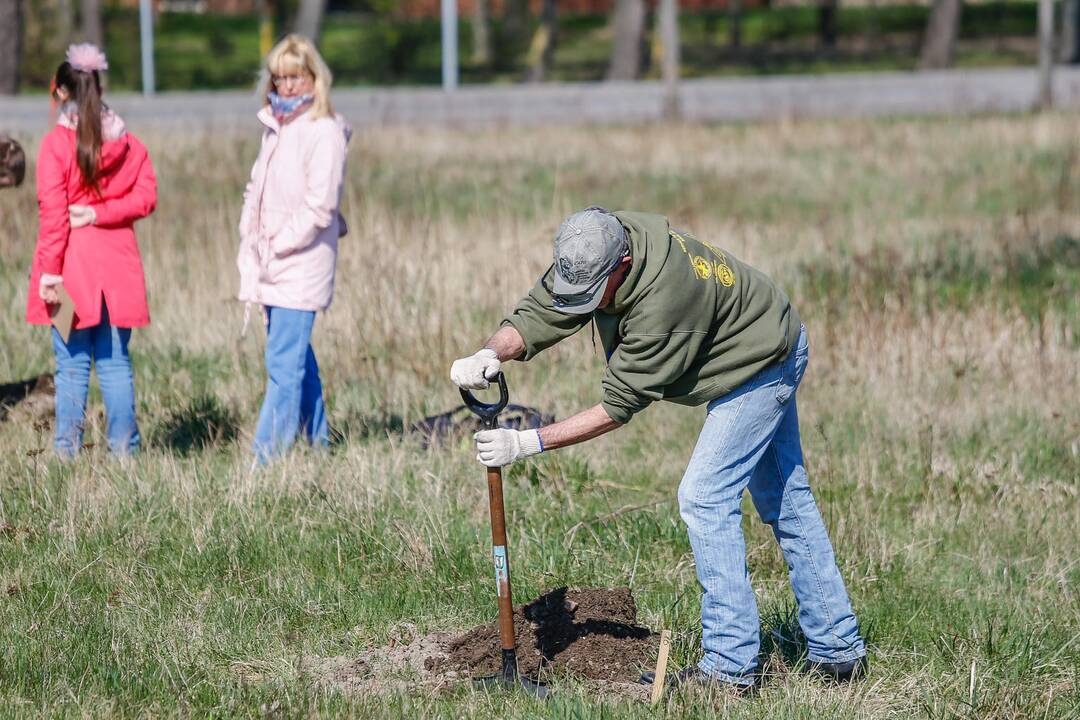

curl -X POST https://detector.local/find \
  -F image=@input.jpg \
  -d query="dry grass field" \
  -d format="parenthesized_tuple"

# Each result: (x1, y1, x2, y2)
(0, 112, 1078, 718)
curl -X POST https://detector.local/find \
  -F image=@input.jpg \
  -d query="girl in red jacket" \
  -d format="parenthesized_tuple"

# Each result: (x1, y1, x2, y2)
(26, 44, 157, 458)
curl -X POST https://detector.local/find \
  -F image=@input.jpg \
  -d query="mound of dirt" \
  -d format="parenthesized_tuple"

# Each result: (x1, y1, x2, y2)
(309, 587, 658, 699)
(429, 586, 658, 683)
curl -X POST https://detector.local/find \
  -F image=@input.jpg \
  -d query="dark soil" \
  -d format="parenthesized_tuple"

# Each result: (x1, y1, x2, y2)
(0, 374, 53, 423)
(0, 374, 52, 408)
(429, 587, 658, 683)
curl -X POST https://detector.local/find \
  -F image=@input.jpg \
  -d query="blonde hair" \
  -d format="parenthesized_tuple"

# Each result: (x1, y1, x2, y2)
(263, 34, 334, 119)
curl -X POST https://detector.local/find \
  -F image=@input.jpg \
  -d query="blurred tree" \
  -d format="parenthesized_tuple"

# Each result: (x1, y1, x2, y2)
(295, 0, 327, 44)
(473, 0, 492, 66)
(1038, 0, 1052, 106)
(16, 0, 77, 93)
(819, 0, 838, 49)
(657, 0, 679, 118)
(0, 0, 19, 94)
(257, 0, 274, 58)
(920, 0, 962, 68)
(526, 0, 557, 80)
(1063, 0, 1080, 62)
(80, 0, 103, 46)
(503, 0, 530, 58)
(609, 0, 647, 79)
(19, 0, 78, 88)
(57, 0, 75, 47)
(728, 0, 742, 50)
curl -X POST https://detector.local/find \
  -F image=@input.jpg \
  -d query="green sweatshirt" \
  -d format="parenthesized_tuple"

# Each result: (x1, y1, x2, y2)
(502, 211, 801, 424)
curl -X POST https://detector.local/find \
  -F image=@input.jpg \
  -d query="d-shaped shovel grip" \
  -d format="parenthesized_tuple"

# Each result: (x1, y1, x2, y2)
(459, 372, 509, 429)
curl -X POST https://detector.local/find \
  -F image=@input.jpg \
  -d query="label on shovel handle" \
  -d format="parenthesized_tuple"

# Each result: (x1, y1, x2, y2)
(492, 545, 509, 597)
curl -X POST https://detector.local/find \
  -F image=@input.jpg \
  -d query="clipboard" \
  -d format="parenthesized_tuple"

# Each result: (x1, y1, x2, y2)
(48, 284, 76, 344)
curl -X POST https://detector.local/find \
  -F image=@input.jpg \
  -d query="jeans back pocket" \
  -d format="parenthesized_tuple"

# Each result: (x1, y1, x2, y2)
(775, 351, 797, 405)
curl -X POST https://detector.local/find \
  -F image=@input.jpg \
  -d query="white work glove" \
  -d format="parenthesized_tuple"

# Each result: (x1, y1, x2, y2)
(450, 348, 501, 390)
(474, 428, 543, 468)
(39, 273, 63, 303)
(69, 204, 96, 228)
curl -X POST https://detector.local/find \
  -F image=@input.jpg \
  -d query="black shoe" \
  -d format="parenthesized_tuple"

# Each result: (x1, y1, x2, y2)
(805, 655, 869, 683)
(639, 667, 758, 696)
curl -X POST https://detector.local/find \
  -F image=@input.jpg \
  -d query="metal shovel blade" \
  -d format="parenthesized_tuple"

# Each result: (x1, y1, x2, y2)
(474, 672, 549, 700)
(474, 650, 549, 699)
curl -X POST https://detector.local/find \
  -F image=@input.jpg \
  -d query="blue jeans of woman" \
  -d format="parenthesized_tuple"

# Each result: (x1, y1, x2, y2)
(253, 306, 328, 463)
(678, 325, 865, 684)
(52, 303, 139, 457)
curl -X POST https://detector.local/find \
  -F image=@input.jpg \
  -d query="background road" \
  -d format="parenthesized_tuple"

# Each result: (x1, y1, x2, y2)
(4, 67, 1080, 133)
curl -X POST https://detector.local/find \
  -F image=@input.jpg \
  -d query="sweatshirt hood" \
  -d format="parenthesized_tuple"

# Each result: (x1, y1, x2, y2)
(602, 211, 672, 315)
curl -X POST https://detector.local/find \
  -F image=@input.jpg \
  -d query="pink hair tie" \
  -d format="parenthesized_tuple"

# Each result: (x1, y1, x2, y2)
(66, 43, 109, 73)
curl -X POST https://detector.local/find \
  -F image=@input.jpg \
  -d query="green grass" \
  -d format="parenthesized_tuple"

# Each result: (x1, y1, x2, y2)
(1, 113, 1079, 717)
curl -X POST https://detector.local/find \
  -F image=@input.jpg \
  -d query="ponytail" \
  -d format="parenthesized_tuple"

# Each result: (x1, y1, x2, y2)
(54, 61, 104, 193)
(74, 71, 103, 191)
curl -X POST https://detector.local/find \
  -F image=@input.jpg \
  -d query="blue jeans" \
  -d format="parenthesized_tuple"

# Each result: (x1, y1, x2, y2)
(253, 306, 328, 463)
(678, 325, 865, 684)
(51, 304, 140, 457)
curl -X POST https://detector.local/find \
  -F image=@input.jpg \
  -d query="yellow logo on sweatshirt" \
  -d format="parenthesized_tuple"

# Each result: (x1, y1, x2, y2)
(670, 230, 689, 255)
(715, 262, 735, 287)
(692, 256, 712, 280)
(671, 229, 736, 287)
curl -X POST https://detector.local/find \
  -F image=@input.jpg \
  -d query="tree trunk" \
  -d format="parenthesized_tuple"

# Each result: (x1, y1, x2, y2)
(728, 0, 742, 50)
(608, 0, 647, 80)
(1062, 0, 1080, 63)
(0, 0, 20, 94)
(294, 0, 326, 45)
(80, 0, 103, 46)
(526, 0, 558, 81)
(503, 0, 529, 56)
(919, 0, 962, 69)
(1038, 0, 1053, 107)
(256, 0, 274, 59)
(658, 0, 680, 118)
(472, 0, 492, 66)
(57, 0, 75, 47)
(818, 0, 838, 49)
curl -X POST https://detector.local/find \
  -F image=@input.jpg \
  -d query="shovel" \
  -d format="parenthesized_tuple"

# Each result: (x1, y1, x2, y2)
(460, 372, 549, 700)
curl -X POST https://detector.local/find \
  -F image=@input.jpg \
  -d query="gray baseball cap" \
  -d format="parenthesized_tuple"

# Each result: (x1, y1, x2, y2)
(551, 207, 629, 315)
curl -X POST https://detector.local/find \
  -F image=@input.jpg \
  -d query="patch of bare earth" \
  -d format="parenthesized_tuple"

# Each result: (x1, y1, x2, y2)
(311, 587, 657, 700)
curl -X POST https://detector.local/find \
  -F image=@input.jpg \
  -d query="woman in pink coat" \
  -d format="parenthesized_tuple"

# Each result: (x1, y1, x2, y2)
(237, 35, 350, 464)
(27, 44, 157, 458)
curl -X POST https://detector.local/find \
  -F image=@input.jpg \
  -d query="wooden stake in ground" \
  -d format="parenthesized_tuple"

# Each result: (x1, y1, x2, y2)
(650, 629, 672, 705)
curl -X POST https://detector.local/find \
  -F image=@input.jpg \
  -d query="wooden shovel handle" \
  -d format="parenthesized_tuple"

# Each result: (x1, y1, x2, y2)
(488, 465, 516, 652)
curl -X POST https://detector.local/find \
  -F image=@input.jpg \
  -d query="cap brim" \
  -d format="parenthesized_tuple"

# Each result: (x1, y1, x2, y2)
(552, 270, 601, 297)
(553, 275, 608, 315)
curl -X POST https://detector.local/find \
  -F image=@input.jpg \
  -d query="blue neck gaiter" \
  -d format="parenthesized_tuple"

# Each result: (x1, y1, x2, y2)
(268, 92, 314, 122)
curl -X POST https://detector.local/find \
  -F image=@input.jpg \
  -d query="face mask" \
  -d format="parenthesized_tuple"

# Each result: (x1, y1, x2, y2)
(268, 92, 314, 121)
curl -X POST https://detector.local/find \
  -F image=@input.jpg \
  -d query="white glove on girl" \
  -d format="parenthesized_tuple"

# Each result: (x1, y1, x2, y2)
(450, 348, 501, 389)
(474, 428, 543, 467)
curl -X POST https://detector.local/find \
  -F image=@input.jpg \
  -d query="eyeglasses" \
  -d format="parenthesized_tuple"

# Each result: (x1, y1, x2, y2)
(271, 73, 312, 88)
